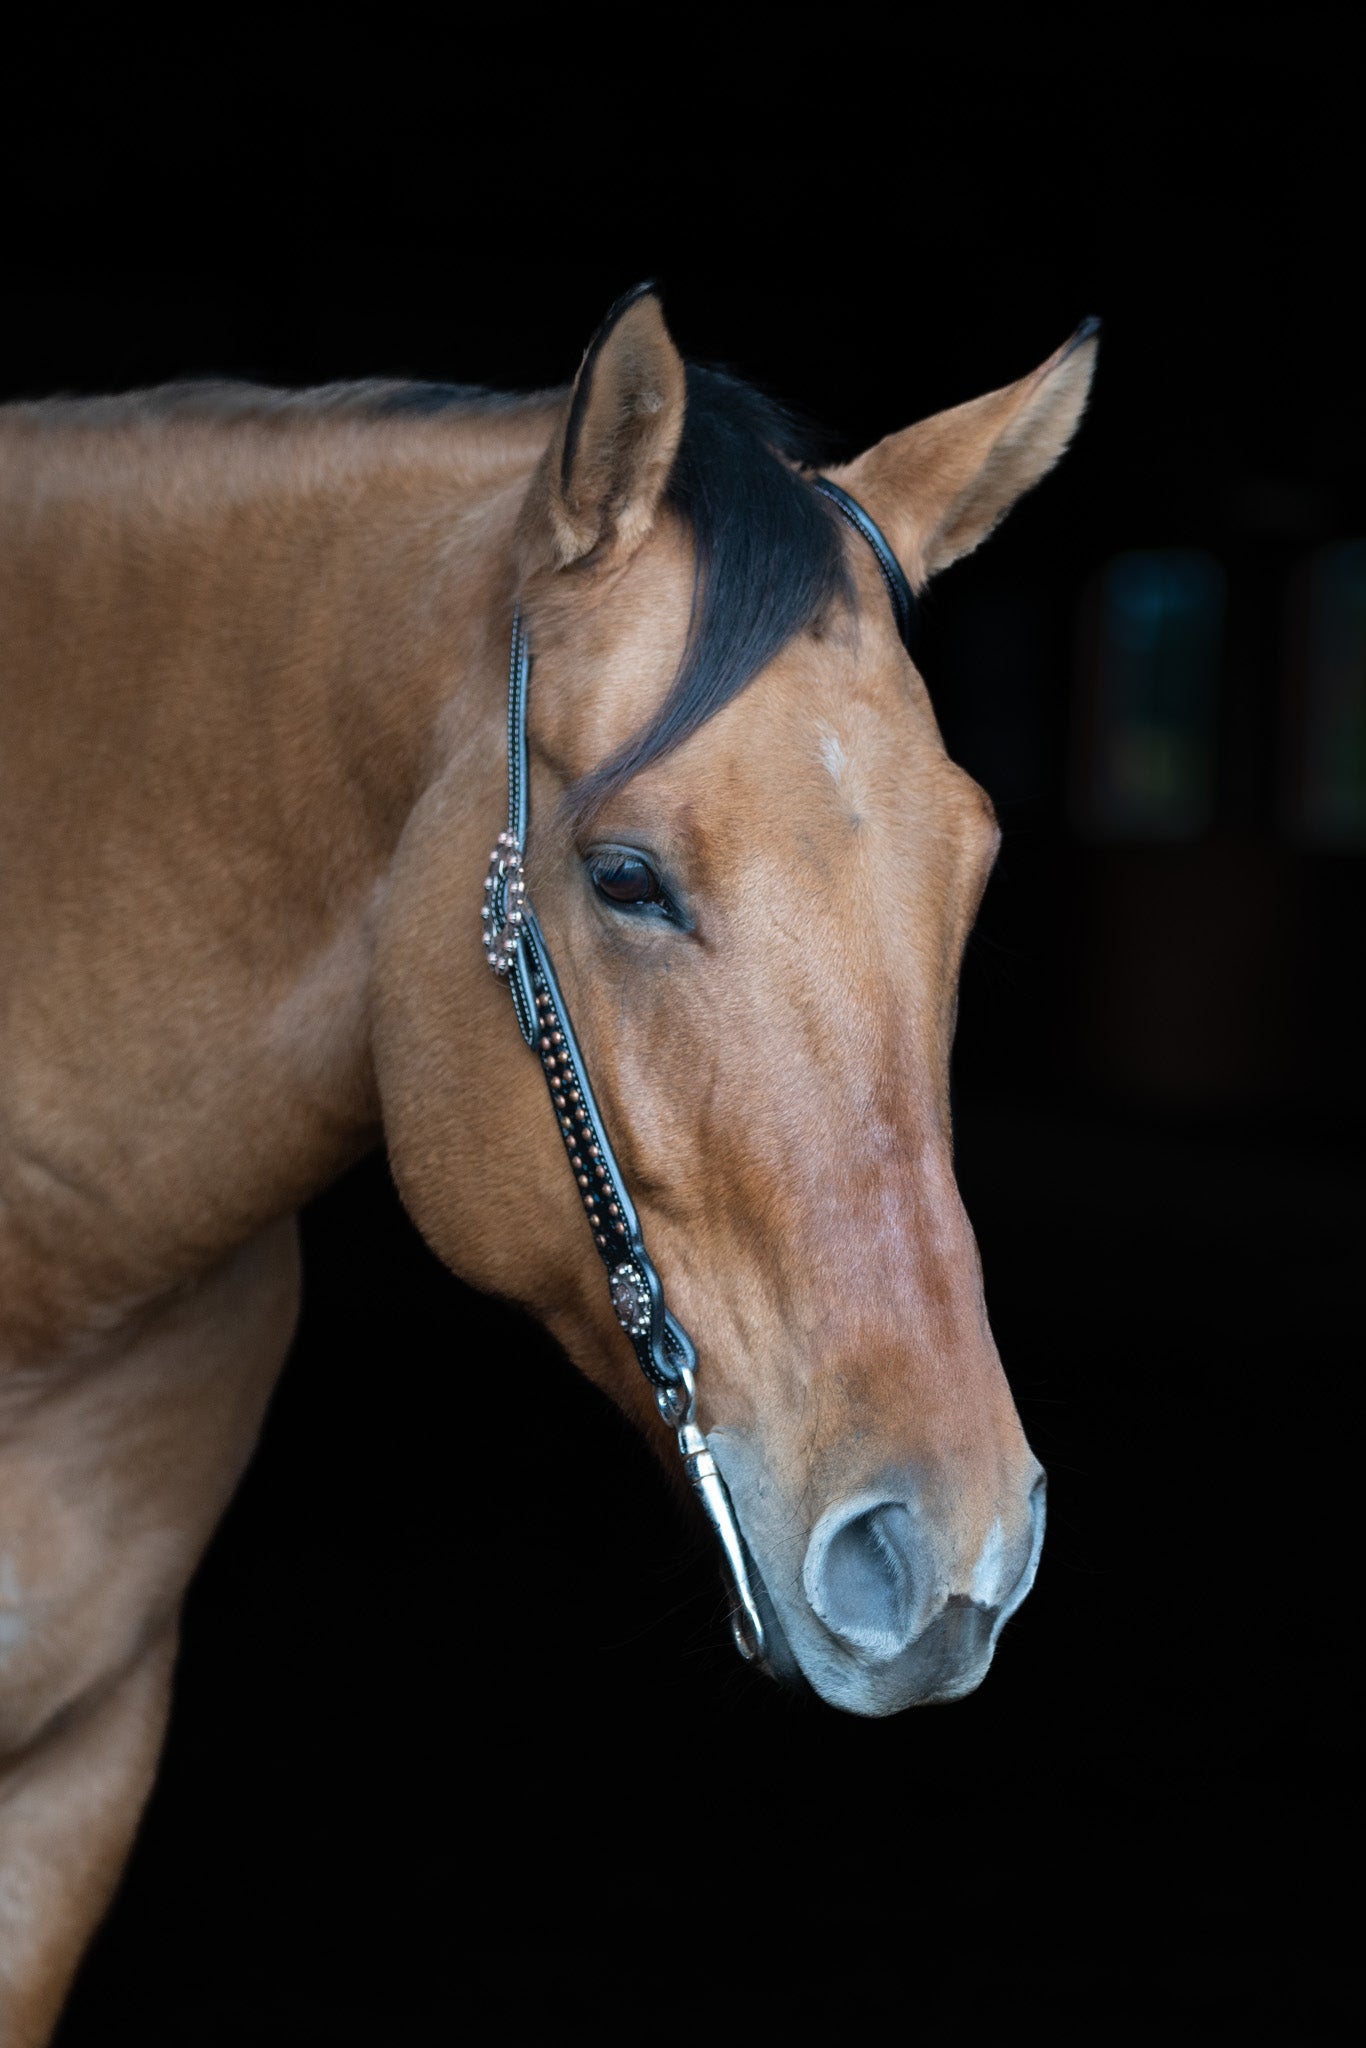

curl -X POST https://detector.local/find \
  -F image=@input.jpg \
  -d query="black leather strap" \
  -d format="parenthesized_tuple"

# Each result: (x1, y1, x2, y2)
(812, 477, 918, 655)
(503, 613, 538, 1046)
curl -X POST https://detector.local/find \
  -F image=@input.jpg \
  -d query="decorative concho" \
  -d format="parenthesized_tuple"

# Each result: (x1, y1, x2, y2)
(610, 1261, 651, 1338)
(481, 830, 526, 977)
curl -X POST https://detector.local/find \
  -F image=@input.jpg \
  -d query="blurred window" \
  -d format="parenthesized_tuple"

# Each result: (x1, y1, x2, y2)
(1287, 540, 1366, 847)
(1076, 551, 1225, 839)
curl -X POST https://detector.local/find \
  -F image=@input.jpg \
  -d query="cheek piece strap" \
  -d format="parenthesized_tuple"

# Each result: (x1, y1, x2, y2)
(480, 477, 916, 1669)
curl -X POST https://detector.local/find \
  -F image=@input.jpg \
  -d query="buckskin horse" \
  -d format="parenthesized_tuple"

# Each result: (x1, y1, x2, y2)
(0, 287, 1096, 2039)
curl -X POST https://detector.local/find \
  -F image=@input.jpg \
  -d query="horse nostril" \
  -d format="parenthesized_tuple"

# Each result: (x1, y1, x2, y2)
(806, 1501, 919, 1658)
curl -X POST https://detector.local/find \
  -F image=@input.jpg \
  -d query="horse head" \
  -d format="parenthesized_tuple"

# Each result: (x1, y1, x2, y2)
(375, 289, 1097, 1716)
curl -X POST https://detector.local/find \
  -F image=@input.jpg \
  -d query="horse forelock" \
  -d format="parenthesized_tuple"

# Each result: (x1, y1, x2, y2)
(559, 364, 855, 824)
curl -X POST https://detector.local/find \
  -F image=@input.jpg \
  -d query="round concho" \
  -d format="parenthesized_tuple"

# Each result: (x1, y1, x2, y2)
(481, 830, 526, 977)
(610, 1262, 651, 1338)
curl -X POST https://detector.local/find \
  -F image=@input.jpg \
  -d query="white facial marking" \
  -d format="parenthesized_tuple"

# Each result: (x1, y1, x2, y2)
(818, 722, 849, 787)
(970, 1517, 1007, 1609)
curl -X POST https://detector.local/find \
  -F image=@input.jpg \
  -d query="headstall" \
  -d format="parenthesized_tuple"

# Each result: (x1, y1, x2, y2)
(482, 473, 916, 1668)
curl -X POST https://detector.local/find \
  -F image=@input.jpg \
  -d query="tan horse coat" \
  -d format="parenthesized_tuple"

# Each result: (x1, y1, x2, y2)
(0, 301, 1094, 2039)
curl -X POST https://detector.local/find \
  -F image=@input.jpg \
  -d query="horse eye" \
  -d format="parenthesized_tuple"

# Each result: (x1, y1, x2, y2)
(589, 851, 664, 909)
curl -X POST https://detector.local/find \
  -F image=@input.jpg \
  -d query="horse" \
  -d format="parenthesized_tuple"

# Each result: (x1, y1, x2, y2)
(0, 286, 1096, 2040)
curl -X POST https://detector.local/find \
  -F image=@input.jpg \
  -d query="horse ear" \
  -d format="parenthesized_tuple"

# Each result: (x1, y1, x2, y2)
(827, 319, 1100, 587)
(529, 284, 687, 569)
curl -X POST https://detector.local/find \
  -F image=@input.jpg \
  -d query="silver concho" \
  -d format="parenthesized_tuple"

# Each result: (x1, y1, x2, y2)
(482, 830, 526, 977)
(610, 1262, 651, 1338)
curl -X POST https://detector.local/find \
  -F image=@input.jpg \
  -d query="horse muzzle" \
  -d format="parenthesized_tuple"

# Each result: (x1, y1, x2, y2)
(709, 1434, 1047, 1716)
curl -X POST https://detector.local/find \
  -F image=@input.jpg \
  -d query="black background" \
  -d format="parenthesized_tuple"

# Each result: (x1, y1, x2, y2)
(4, 10, 1360, 2044)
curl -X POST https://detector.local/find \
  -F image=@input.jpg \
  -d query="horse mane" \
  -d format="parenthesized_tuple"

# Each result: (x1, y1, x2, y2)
(13, 377, 551, 427)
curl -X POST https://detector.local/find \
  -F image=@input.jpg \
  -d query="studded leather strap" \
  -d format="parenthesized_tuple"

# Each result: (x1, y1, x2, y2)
(520, 907, 696, 1392)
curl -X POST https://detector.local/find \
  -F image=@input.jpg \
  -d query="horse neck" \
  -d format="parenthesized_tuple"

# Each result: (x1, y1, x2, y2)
(0, 389, 555, 1352)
